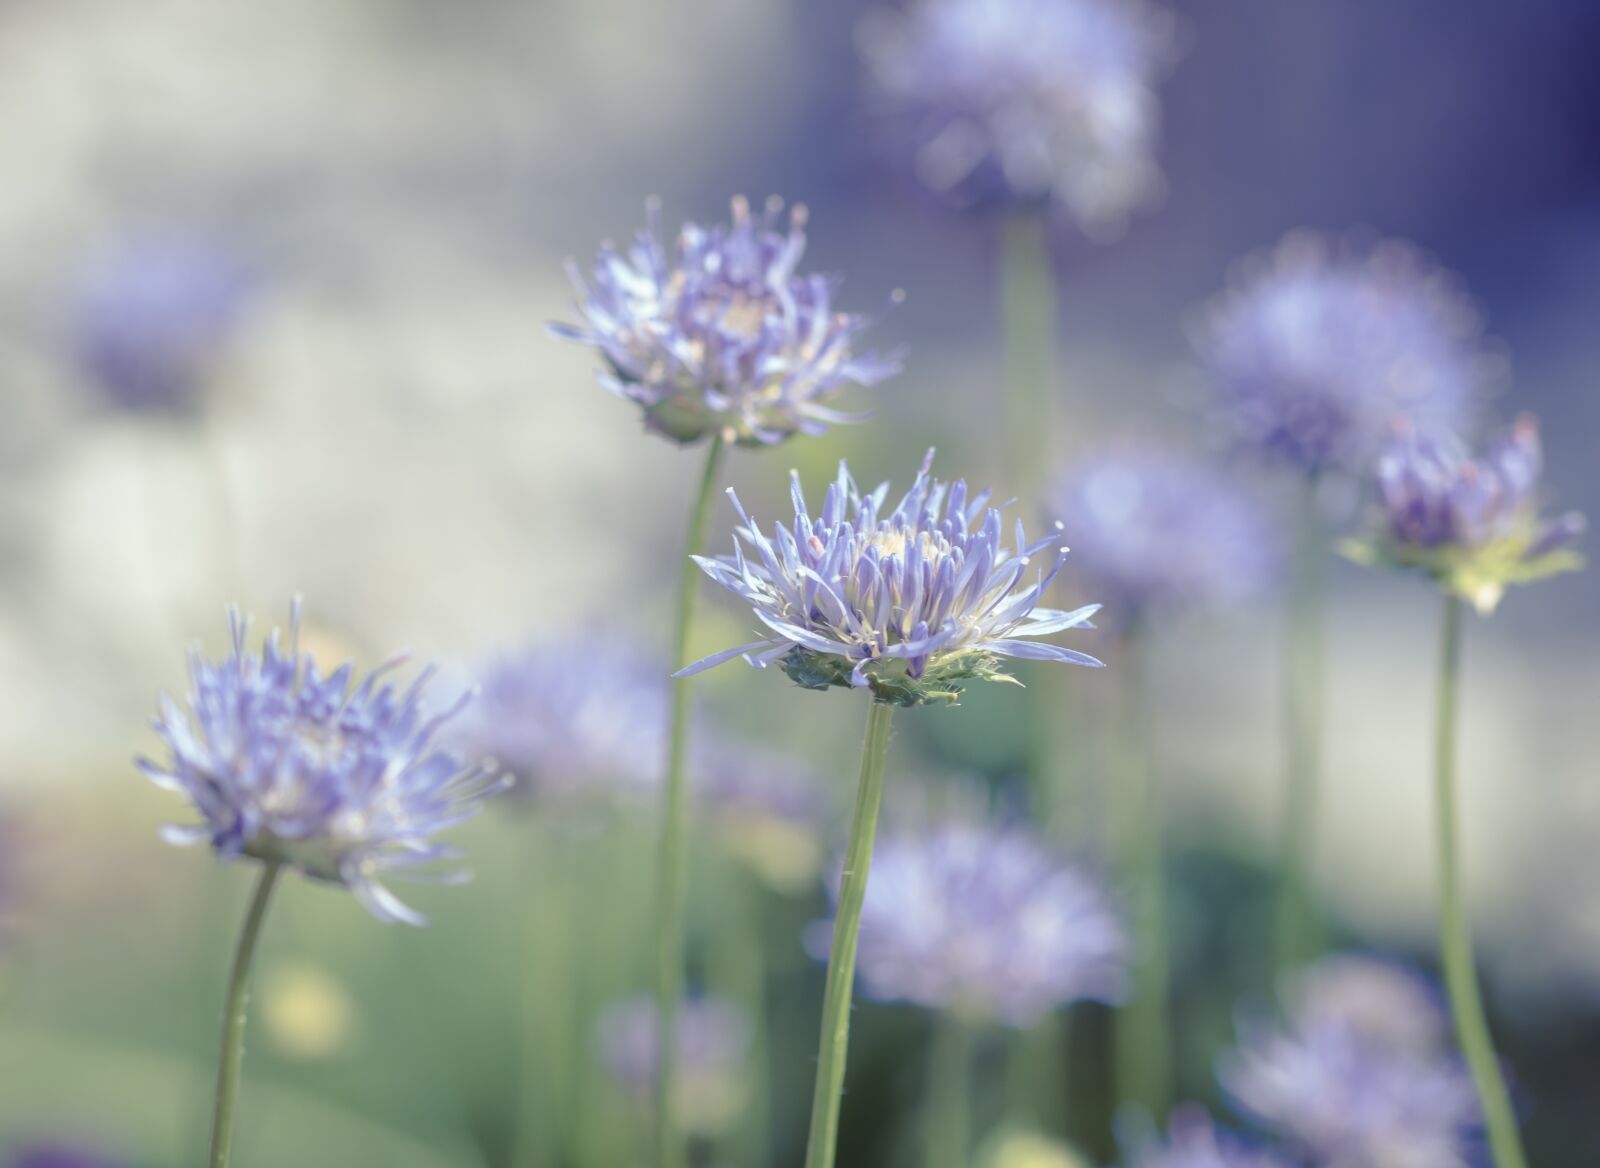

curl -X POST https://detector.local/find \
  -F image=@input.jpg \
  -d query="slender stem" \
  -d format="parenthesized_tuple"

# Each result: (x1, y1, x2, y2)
(1275, 479, 1326, 979)
(1002, 211, 1066, 816)
(926, 1013, 976, 1168)
(654, 433, 728, 1168)
(1110, 626, 1171, 1120)
(208, 861, 284, 1168)
(1433, 595, 1528, 1168)
(803, 700, 896, 1168)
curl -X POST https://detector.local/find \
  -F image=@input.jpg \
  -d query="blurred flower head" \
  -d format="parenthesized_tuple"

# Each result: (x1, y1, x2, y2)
(6, 1145, 126, 1168)
(595, 994, 752, 1135)
(1193, 232, 1499, 477)
(552, 196, 901, 447)
(69, 229, 253, 413)
(1344, 414, 1584, 613)
(696, 740, 829, 893)
(679, 449, 1103, 707)
(811, 818, 1126, 1025)
(1128, 1106, 1291, 1168)
(1219, 954, 1482, 1168)
(859, 0, 1176, 233)
(450, 637, 668, 805)
(139, 601, 508, 925)
(1050, 446, 1277, 627)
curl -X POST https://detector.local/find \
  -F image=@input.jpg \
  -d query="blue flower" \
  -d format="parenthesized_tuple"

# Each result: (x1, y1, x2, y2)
(138, 602, 508, 925)
(69, 230, 252, 412)
(595, 994, 753, 1135)
(859, 0, 1176, 232)
(810, 817, 1126, 1025)
(679, 449, 1103, 707)
(449, 636, 669, 803)
(1127, 1106, 1291, 1168)
(1193, 233, 1499, 477)
(1051, 446, 1277, 626)
(1345, 415, 1584, 612)
(1219, 955, 1482, 1168)
(551, 196, 901, 447)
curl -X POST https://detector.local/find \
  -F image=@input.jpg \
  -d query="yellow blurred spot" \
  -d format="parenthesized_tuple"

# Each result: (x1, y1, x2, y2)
(261, 962, 357, 1060)
(980, 1129, 1090, 1168)
(717, 815, 822, 895)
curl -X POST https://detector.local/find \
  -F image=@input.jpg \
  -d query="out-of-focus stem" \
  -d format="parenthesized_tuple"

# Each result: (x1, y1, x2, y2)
(1432, 595, 1528, 1168)
(1110, 626, 1172, 1120)
(927, 1012, 977, 1168)
(208, 861, 283, 1168)
(655, 434, 728, 1168)
(1276, 478, 1326, 979)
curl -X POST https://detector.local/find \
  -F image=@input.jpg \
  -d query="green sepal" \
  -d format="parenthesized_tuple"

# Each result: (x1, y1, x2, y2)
(779, 646, 1021, 709)
(1342, 532, 1585, 615)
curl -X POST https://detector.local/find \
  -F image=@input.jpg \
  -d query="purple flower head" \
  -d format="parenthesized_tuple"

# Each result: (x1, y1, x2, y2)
(1128, 1106, 1292, 1168)
(1193, 233, 1499, 477)
(810, 818, 1126, 1025)
(696, 740, 830, 892)
(1346, 415, 1584, 612)
(138, 601, 509, 925)
(1051, 447, 1277, 627)
(1220, 955, 1482, 1168)
(7, 1144, 126, 1168)
(449, 637, 668, 804)
(860, 0, 1176, 233)
(551, 196, 902, 448)
(70, 230, 253, 412)
(678, 449, 1103, 707)
(595, 994, 752, 1134)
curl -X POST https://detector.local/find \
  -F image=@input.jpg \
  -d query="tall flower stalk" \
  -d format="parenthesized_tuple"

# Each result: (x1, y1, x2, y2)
(654, 433, 727, 1163)
(1110, 625, 1170, 1119)
(927, 1012, 977, 1168)
(139, 601, 505, 1166)
(1345, 415, 1583, 1168)
(680, 451, 1103, 1167)
(1276, 480, 1325, 976)
(208, 862, 283, 1168)
(806, 699, 896, 1168)
(1431, 596, 1524, 1168)
(553, 196, 899, 1167)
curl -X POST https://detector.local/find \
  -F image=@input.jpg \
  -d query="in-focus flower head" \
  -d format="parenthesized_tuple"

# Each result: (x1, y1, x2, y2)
(1194, 232, 1500, 477)
(680, 449, 1103, 707)
(860, 0, 1176, 233)
(1344, 415, 1584, 613)
(1127, 1106, 1291, 1168)
(1051, 446, 1277, 627)
(551, 196, 902, 447)
(595, 994, 752, 1135)
(70, 229, 253, 413)
(139, 601, 508, 925)
(450, 636, 668, 804)
(809, 817, 1126, 1025)
(1219, 954, 1481, 1168)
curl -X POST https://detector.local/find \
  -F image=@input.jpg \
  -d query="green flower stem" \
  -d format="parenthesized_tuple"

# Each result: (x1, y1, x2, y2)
(1432, 595, 1528, 1168)
(1110, 626, 1172, 1120)
(208, 860, 284, 1168)
(927, 1013, 977, 1168)
(803, 699, 897, 1168)
(655, 433, 729, 1168)
(1276, 478, 1326, 979)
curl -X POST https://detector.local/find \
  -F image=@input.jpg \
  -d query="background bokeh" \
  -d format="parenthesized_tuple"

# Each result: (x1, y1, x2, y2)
(2, 0, 1599, 1164)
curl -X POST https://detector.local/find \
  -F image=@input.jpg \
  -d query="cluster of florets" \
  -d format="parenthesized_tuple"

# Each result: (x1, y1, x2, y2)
(810, 815, 1126, 1025)
(552, 197, 901, 447)
(859, 0, 1176, 233)
(1193, 233, 1499, 477)
(140, 603, 507, 925)
(681, 449, 1102, 706)
(1218, 955, 1482, 1168)
(1345, 415, 1584, 612)
(1051, 446, 1277, 627)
